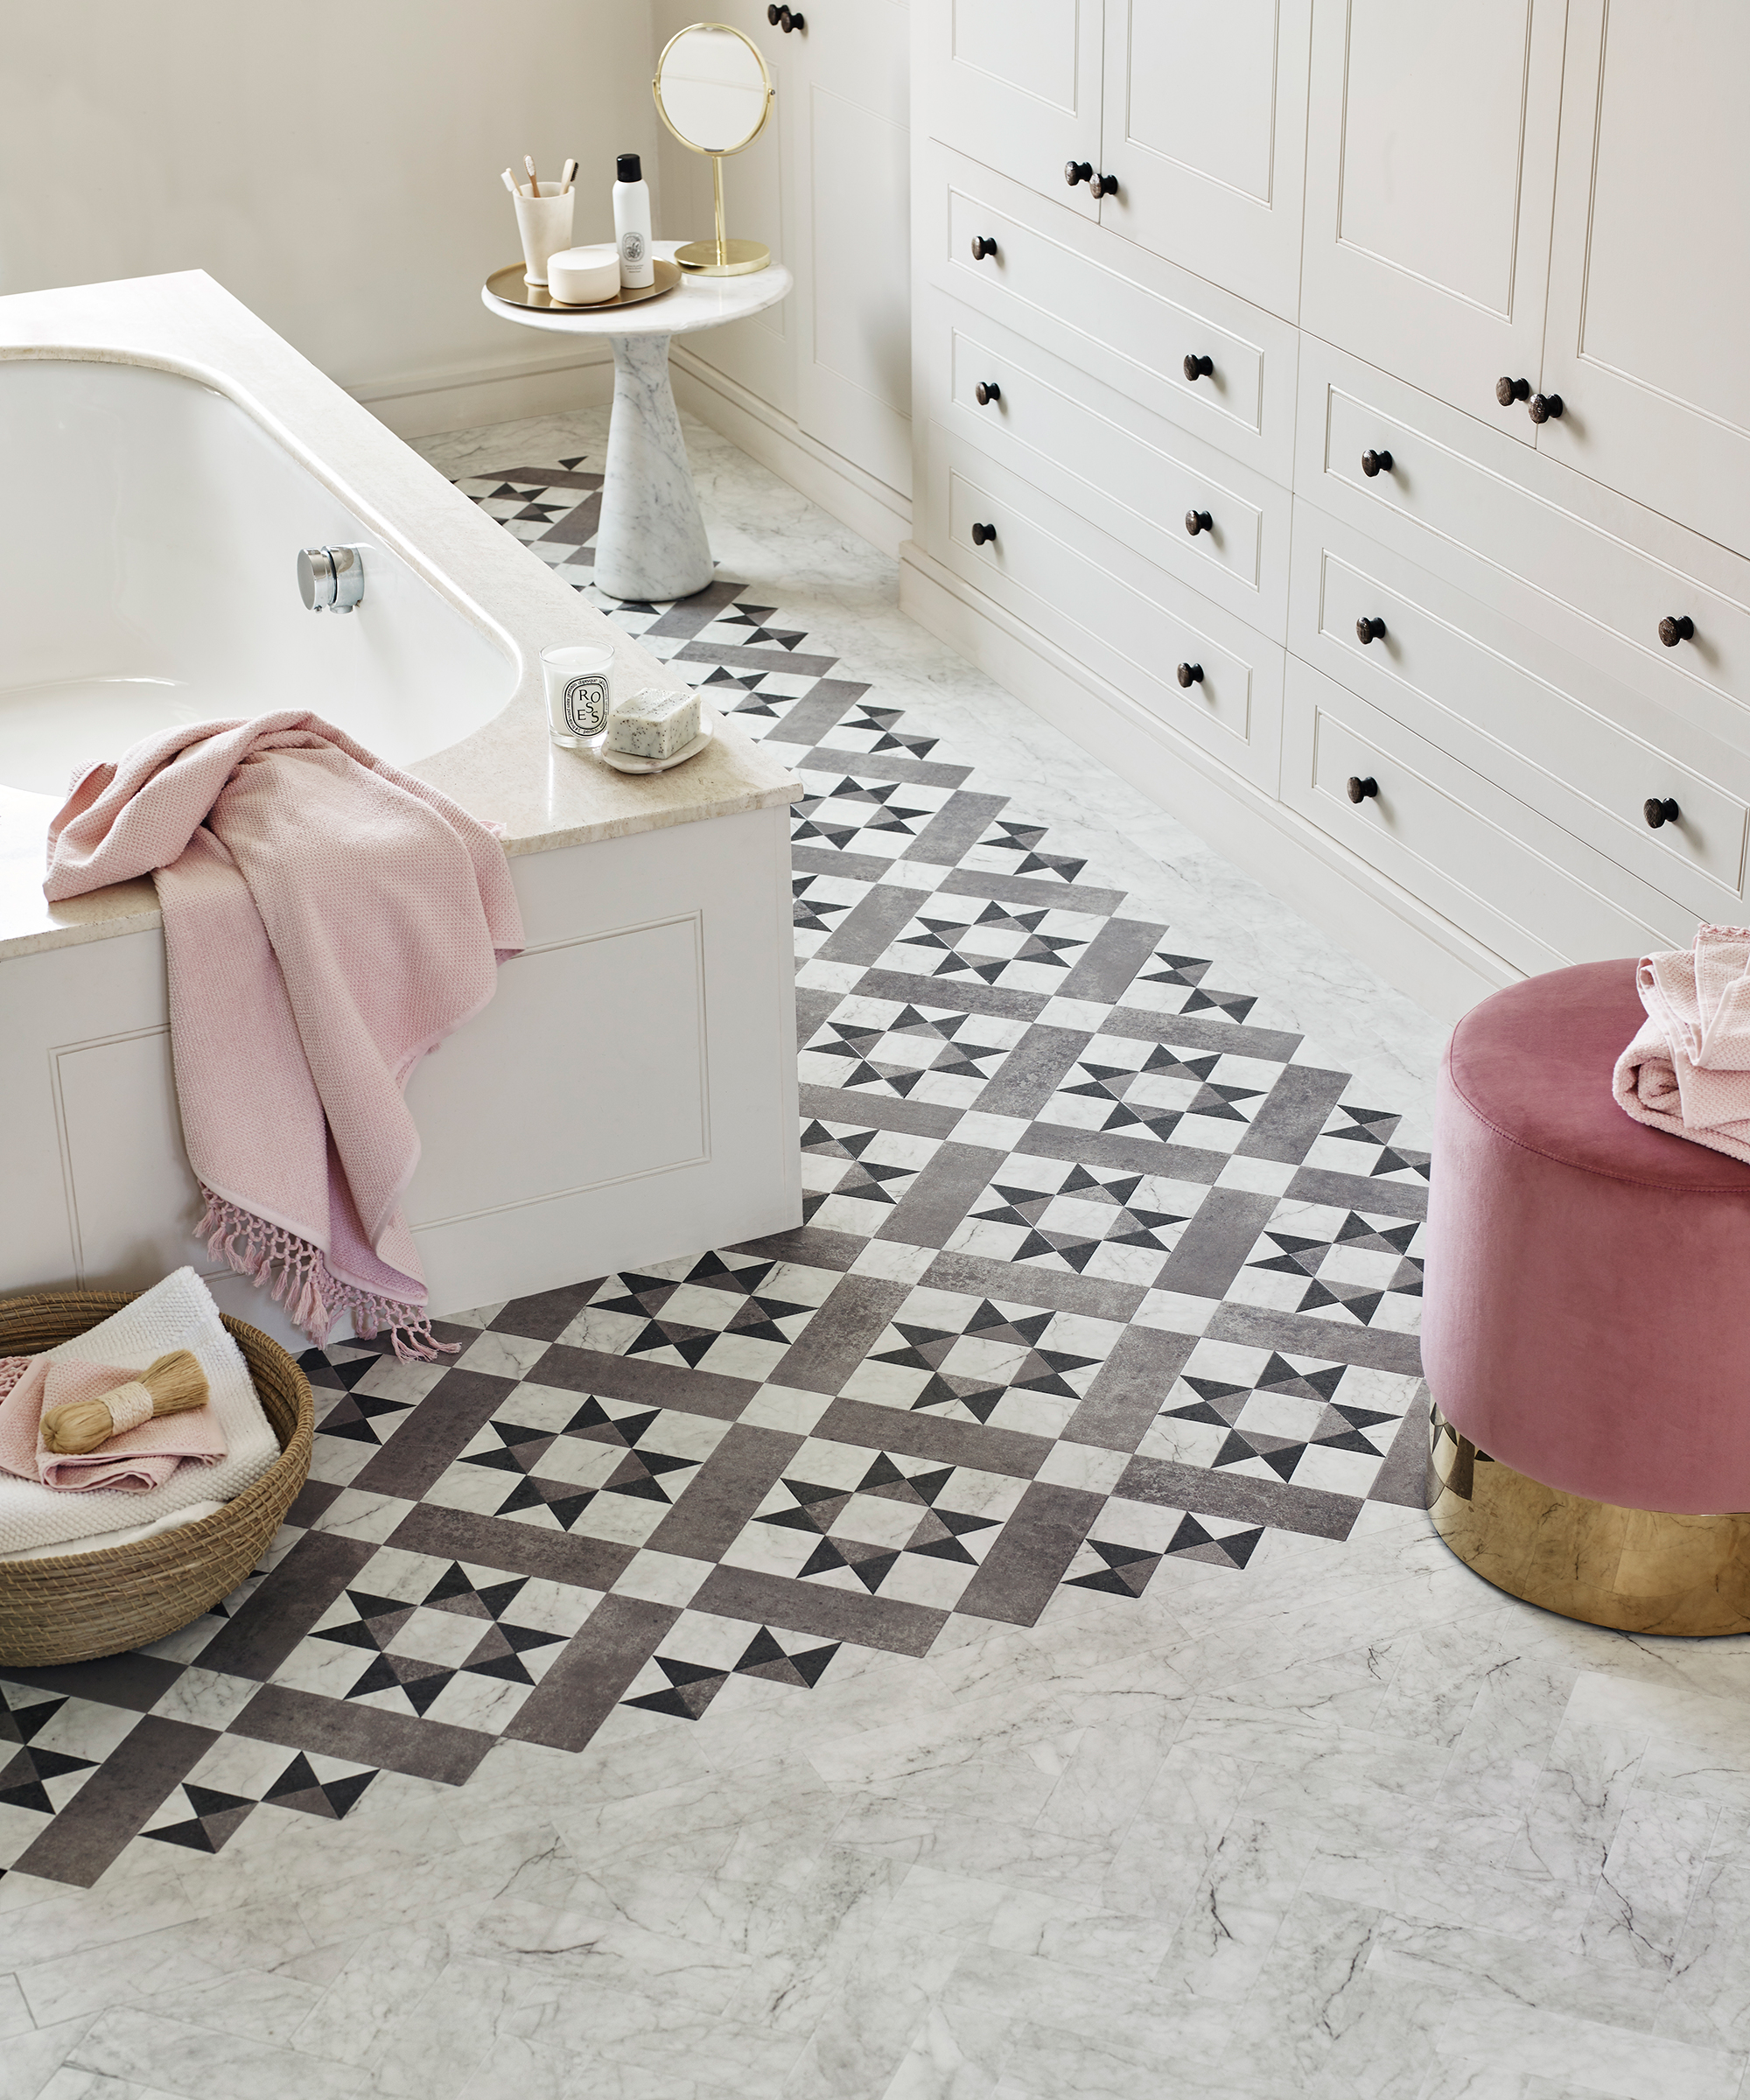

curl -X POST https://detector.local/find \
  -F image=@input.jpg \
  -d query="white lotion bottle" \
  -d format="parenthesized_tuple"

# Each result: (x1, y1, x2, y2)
(612, 153, 654, 289)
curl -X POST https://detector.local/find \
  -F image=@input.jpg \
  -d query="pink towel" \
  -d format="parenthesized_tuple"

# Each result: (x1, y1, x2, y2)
(42, 712, 524, 1359)
(1614, 923, 1750, 1163)
(0, 1359, 226, 1493)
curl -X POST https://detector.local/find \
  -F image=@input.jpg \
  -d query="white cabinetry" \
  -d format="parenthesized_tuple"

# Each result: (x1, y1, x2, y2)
(654, 0, 914, 551)
(1540, 0, 1750, 559)
(904, 1, 1750, 1019)
(1099, 0, 1311, 321)
(789, 0, 914, 502)
(1299, 0, 1568, 438)
(916, 0, 1105, 221)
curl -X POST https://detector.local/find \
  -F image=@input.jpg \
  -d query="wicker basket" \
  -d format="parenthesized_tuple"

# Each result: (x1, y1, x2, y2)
(0, 1292, 314, 1669)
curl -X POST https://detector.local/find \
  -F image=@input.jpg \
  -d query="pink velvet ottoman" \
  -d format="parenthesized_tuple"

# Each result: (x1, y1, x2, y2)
(1422, 958, 1750, 1633)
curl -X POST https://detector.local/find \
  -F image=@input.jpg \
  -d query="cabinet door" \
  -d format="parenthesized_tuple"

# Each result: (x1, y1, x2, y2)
(1299, 0, 1566, 438)
(1097, 0, 1311, 323)
(915, 0, 1104, 220)
(791, 0, 913, 499)
(1540, 2, 1750, 561)
(652, 0, 795, 416)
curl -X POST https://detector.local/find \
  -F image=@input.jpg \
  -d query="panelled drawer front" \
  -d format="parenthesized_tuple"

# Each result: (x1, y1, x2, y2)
(1295, 337, 1750, 747)
(926, 144, 1298, 484)
(930, 293, 1291, 637)
(928, 429, 1284, 790)
(1284, 661, 1693, 982)
(1288, 503, 1750, 920)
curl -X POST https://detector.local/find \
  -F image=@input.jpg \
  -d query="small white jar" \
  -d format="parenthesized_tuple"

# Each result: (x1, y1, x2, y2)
(547, 244, 621, 305)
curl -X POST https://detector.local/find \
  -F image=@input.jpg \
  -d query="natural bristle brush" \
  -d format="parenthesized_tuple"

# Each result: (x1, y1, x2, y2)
(40, 1350, 211, 1454)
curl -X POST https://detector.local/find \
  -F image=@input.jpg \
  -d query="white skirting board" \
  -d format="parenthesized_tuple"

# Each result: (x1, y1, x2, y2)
(669, 346, 913, 562)
(898, 540, 1512, 1026)
(350, 341, 616, 442)
(4, 805, 801, 1347)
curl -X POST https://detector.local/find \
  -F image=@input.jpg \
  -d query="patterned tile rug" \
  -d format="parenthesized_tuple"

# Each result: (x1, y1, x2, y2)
(0, 455, 1432, 1894)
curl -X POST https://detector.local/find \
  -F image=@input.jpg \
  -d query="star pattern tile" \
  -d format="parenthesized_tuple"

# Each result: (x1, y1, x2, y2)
(1, 452, 1429, 1900)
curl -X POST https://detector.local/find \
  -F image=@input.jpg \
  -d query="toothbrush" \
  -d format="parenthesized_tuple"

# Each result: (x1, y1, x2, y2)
(525, 155, 540, 196)
(560, 158, 578, 193)
(500, 167, 521, 197)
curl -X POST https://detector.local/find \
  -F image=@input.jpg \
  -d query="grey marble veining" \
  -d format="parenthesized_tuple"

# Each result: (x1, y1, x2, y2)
(593, 334, 714, 604)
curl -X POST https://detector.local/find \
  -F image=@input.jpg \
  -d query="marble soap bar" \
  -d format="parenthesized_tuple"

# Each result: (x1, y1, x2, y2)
(606, 685, 701, 760)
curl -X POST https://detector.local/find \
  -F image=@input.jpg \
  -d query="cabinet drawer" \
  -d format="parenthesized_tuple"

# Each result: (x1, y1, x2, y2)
(1295, 337, 1750, 751)
(926, 429, 1284, 791)
(927, 293, 1291, 637)
(1288, 503, 1750, 920)
(924, 144, 1298, 486)
(1284, 661, 1692, 982)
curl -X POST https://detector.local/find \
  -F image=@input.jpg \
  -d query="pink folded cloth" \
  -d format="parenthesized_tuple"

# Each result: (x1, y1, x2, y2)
(40, 711, 524, 1360)
(1614, 923, 1750, 1163)
(0, 1359, 226, 1493)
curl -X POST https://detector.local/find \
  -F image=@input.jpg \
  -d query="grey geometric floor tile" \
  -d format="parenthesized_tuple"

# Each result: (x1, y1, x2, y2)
(14, 446, 1432, 1899)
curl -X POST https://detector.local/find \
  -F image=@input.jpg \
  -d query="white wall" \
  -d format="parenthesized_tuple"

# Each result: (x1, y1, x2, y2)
(0, 1, 661, 434)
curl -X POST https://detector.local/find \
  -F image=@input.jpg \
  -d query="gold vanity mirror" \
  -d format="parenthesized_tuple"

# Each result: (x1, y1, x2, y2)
(653, 21, 775, 275)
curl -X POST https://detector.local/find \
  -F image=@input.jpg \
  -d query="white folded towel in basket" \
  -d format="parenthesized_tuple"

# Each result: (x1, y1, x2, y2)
(0, 1269, 281, 1559)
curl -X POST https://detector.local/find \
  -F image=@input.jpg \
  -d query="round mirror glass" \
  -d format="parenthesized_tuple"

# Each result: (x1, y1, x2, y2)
(654, 24, 772, 156)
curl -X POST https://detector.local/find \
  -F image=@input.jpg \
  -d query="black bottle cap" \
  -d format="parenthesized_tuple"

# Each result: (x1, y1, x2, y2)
(616, 153, 642, 184)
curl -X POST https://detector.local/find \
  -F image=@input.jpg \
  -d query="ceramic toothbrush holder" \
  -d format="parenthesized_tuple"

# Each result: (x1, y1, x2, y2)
(513, 183, 577, 286)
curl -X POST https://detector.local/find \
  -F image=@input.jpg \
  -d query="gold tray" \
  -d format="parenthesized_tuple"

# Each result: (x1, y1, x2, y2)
(486, 258, 682, 312)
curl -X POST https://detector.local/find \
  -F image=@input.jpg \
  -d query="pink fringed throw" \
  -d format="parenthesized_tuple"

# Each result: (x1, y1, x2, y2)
(43, 712, 524, 1359)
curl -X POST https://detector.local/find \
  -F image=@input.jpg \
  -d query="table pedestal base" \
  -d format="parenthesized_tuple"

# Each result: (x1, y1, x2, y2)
(594, 333, 713, 604)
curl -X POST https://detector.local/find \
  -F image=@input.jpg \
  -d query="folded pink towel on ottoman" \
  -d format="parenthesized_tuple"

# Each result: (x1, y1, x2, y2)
(40, 711, 525, 1360)
(0, 1359, 226, 1493)
(1614, 923, 1750, 1164)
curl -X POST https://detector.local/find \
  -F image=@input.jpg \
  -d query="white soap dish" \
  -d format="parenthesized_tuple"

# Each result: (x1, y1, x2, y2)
(598, 706, 716, 774)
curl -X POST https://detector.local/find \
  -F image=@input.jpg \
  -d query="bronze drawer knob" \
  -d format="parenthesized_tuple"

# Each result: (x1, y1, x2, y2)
(1496, 376, 1530, 406)
(975, 380, 1001, 407)
(1185, 508, 1213, 537)
(1658, 614, 1695, 647)
(1348, 775, 1380, 803)
(1065, 160, 1094, 187)
(1362, 448, 1393, 478)
(1184, 354, 1214, 382)
(1177, 662, 1204, 688)
(1529, 392, 1564, 424)
(1644, 797, 1681, 830)
(1090, 172, 1119, 199)
(970, 234, 998, 262)
(970, 521, 997, 547)
(766, 4, 804, 27)
(1356, 616, 1387, 645)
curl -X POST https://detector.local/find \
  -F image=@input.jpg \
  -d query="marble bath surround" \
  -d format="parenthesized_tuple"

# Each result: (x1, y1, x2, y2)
(2, 411, 1749, 2100)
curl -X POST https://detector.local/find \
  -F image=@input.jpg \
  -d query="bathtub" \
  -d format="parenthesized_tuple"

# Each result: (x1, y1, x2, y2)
(0, 271, 802, 1348)
(3, 359, 516, 796)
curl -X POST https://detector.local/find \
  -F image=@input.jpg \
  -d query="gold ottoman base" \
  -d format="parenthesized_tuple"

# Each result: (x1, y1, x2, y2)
(1427, 1404, 1750, 1635)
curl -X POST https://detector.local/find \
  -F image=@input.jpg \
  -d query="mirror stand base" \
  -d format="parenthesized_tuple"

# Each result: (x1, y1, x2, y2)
(676, 237, 771, 276)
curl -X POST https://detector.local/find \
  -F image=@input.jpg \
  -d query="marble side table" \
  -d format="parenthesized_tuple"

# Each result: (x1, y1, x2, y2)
(484, 244, 792, 602)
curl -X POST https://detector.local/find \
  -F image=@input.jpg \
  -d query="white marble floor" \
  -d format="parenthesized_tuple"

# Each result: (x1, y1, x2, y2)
(7, 413, 1750, 2100)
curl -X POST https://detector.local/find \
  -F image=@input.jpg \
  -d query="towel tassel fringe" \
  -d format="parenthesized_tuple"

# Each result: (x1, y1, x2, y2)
(196, 1189, 458, 1364)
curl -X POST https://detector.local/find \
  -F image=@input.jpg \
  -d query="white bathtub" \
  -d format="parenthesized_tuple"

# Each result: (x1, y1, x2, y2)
(2, 359, 514, 795)
(0, 272, 802, 1348)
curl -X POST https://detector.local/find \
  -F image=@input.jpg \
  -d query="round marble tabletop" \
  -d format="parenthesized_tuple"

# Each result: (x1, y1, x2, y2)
(482, 242, 792, 340)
